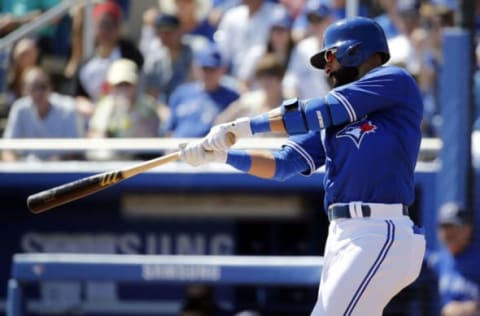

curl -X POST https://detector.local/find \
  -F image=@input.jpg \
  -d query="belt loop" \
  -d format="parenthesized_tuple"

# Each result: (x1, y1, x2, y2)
(348, 201, 363, 218)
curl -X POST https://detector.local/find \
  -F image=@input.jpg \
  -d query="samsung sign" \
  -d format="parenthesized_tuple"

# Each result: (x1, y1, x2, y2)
(21, 232, 235, 255)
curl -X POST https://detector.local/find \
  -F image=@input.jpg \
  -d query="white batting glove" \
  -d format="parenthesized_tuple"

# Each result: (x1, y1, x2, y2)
(179, 142, 227, 166)
(203, 117, 252, 151)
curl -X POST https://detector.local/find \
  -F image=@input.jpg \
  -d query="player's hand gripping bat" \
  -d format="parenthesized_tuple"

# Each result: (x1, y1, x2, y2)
(27, 133, 236, 214)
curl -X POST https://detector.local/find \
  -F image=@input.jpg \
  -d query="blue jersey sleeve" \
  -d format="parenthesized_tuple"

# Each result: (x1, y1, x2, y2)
(273, 131, 325, 179)
(301, 66, 421, 130)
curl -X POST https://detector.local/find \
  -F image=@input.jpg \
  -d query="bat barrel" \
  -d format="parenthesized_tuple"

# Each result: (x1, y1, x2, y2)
(25, 151, 181, 214)
(27, 171, 123, 214)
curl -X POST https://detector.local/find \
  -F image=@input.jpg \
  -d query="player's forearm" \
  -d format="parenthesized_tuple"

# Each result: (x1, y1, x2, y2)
(226, 148, 308, 181)
(249, 107, 287, 134)
(248, 97, 350, 136)
(226, 149, 277, 179)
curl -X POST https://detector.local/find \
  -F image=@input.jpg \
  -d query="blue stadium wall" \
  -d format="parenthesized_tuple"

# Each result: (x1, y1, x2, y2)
(0, 165, 444, 315)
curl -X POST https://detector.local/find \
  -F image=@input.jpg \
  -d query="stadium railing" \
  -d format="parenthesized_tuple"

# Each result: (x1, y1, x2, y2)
(7, 253, 324, 316)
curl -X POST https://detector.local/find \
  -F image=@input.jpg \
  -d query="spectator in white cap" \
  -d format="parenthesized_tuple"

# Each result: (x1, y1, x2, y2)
(88, 59, 161, 143)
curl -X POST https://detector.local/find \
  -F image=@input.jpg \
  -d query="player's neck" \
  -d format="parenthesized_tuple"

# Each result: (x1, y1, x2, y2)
(357, 55, 383, 78)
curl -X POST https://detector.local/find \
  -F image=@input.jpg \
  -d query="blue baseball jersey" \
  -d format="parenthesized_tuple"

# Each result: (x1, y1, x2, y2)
(166, 82, 239, 137)
(284, 65, 423, 209)
(427, 243, 480, 307)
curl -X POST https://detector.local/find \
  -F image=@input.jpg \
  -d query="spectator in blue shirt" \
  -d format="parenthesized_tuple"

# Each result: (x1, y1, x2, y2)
(427, 202, 480, 316)
(165, 45, 239, 137)
(2, 67, 82, 161)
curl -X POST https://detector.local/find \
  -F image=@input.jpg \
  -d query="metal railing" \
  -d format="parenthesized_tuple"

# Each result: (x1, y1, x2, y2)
(0, 0, 90, 51)
(0, 0, 93, 94)
(0, 137, 442, 154)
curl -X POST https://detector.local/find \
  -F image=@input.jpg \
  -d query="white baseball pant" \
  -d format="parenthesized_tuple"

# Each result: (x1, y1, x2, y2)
(311, 203, 426, 316)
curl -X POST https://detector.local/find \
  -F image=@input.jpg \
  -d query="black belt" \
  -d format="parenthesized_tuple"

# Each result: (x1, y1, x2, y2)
(328, 204, 409, 221)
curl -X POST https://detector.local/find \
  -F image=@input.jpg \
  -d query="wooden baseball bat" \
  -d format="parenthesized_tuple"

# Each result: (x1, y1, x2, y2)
(27, 151, 180, 214)
(26, 133, 236, 214)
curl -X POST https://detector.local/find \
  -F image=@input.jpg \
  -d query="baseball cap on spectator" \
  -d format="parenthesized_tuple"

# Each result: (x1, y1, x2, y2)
(254, 54, 286, 79)
(430, 0, 457, 10)
(304, 0, 331, 22)
(271, 10, 294, 29)
(107, 59, 138, 86)
(397, 0, 420, 11)
(420, 0, 456, 26)
(397, 0, 420, 17)
(195, 45, 224, 68)
(154, 13, 180, 29)
(438, 202, 473, 226)
(93, 0, 122, 22)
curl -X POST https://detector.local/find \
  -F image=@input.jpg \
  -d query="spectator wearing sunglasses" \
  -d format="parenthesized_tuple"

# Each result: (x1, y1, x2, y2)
(2, 67, 82, 161)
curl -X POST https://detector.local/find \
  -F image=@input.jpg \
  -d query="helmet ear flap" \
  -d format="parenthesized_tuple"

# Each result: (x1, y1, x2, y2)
(337, 42, 364, 67)
(347, 43, 361, 56)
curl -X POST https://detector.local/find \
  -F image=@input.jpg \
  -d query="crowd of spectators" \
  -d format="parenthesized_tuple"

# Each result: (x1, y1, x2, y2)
(0, 0, 479, 162)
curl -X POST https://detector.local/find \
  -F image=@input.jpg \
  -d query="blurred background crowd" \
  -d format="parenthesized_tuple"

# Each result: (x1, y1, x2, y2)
(0, 0, 479, 162)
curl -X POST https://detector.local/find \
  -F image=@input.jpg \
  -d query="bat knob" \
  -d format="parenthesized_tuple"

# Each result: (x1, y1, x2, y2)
(226, 132, 236, 147)
(27, 194, 43, 214)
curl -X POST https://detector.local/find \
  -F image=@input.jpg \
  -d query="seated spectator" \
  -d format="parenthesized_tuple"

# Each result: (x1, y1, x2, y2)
(163, 0, 216, 45)
(238, 10, 295, 89)
(385, 0, 423, 75)
(139, 6, 162, 58)
(165, 45, 239, 137)
(74, 1, 143, 112)
(6, 38, 40, 105)
(214, 0, 287, 78)
(207, 0, 240, 27)
(416, 0, 456, 137)
(216, 53, 284, 131)
(278, 0, 307, 42)
(426, 202, 480, 316)
(2, 67, 82, 161)
(88, 59, 161, 139)
(142, 13, 194, 103)
(86, 59, 160, 161)
(282, 0, 332, 99)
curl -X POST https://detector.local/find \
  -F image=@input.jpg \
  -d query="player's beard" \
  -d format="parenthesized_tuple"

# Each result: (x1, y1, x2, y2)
(331, 66, 359, 87)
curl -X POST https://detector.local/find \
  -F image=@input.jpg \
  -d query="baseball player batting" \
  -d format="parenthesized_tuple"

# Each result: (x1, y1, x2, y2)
(181, 17, 426, 315)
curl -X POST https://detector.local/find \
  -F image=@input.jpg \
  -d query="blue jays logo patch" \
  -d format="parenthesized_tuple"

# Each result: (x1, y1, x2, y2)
(336, 120, 377, 148)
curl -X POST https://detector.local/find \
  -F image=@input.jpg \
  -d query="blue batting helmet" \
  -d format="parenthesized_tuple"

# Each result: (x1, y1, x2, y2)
(310, 17, 390, 69)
